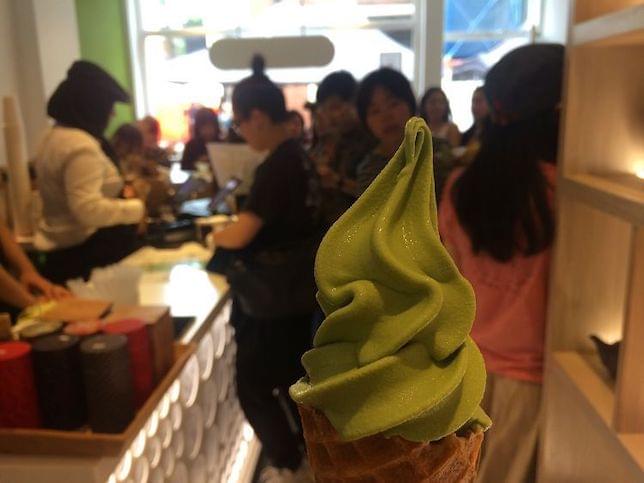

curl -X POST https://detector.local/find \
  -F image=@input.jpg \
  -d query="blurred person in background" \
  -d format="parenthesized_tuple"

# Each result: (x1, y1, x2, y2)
(438, 44, 564, 483)
(137, 115, 168, 166)
(420, 87, 463, 203)
(461, 86, 490, 147)
(112, 123, 146, 175)
(286, 109, 306, 145)
(354, 67, 416, 195)
(419, 87, 461, 147)
(454, 86, 491, 168)
(210, 55, 320, 482)
(304, 101, 324, 151)
(34, 61, 145, 284)
(111, 124, 173, 217)
(180, 107, 221, 171)
(309, 71, 375, 226)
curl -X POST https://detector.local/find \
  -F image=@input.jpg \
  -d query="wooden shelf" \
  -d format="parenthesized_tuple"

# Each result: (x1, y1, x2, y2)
(614, 226, 644, 432)
(574, 0, 644, 23)
(551, 352, 644, 473)
(542, 2, 644, 480)
(573, 4, 644, 46)
(561, 173, 644, 226)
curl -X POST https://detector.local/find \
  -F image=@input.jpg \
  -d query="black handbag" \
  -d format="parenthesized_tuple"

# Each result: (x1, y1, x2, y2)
(208, 236, 319, 319)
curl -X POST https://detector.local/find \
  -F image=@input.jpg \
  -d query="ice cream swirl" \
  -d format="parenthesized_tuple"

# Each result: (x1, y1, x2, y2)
(290, 117, 490, 442)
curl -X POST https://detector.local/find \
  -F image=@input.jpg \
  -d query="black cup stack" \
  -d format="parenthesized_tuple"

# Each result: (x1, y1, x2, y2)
(31, 334, 86, 430)
(80, 334, 135, 433)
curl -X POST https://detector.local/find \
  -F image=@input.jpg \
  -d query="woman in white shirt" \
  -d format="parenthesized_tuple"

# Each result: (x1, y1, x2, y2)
(35, 61, 144, 283)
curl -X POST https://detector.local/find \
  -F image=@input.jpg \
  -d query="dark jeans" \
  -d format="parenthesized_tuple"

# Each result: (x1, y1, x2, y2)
(41, 224, 138, 284)
(233, 305, 311, 470)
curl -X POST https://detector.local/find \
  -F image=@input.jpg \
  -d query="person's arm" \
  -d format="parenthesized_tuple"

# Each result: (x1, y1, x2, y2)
(64, 150, 144, 228)
(0, 222, 70, 299)
(339, 177, 359, 198)
(447, 123, 462, 148)
(317, 164, 340, 189)
(211, 212, 263, 249)
(0, 266, 36, 309)
(0, 222, 37, 278)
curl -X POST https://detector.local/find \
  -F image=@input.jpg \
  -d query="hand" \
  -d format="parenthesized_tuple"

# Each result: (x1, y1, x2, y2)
(123, 183, 138, 199)
(317, 165, 340, 189)
(20, 271, 72, 300)
(50, 284, 72, 300)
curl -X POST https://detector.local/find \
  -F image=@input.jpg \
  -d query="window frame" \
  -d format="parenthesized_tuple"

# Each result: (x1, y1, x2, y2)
(126, 0, 543, 118)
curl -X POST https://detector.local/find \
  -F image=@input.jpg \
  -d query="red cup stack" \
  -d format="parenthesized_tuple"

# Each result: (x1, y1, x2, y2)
(0, 342, 40, 428)
(103, 319, 154, 408)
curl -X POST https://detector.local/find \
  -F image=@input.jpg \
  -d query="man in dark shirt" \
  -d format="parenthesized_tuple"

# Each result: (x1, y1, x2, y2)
(309, 71, 375, 227)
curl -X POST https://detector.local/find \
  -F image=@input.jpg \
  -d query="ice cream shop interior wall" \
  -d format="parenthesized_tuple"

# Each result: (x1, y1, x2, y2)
(0, 0, 642, 482)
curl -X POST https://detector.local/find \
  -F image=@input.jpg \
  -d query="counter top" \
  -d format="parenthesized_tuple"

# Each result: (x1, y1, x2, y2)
(120, 242, 230, 343)
(0, 243, 259, 483)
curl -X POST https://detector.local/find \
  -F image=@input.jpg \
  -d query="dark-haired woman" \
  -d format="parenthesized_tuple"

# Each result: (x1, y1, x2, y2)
(111, 124, 173, 217)
(211, 56, 319, 480)
(354, 67, 416, 195)
(34, 61, 145, 284)
(438, 44, 564, 483)
(460, 86, 489, 147)
(419, 86, 461, 147)
(137, 115, 169, 167)
(286, 109, 305, 144)
(180, 107, 221, 171)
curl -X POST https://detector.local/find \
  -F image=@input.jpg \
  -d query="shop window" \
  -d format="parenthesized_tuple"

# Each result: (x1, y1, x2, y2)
(442, 0, 541, 130)
(129, 0, 416, 144)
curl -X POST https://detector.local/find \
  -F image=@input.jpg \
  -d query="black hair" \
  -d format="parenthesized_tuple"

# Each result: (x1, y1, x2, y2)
(419, 87, 452, 123)
(48, 60, 130, 165)
(140, 115, 161, 136)
(288, 110, 304, 125)
(316, 71, 358, 104)
(452, 109, 558, 261)
(356, 68, 416, 126)
(111, 123, 143, 159)
(192, 107, 220, 140)
(232, 54, 288, 123)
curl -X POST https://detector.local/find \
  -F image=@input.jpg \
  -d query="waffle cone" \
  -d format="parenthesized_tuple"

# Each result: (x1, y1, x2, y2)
(297, 404, 483, 483)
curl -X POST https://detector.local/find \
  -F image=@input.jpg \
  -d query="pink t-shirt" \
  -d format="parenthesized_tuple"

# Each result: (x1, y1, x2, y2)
(438, 163, 556, 383)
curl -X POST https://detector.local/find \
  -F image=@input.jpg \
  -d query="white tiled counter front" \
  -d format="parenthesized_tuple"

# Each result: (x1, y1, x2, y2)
(0, 244, 260, 483)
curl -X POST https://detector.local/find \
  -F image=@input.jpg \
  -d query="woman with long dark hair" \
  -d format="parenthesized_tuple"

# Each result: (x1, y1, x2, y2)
(460, 86, 490, 147)
(180, 107, 221, 171)
(419, 86, 461, 147)
(210, 55, 319, 481)
(438, 44, 564, 483)
(35, 61, 145, 284)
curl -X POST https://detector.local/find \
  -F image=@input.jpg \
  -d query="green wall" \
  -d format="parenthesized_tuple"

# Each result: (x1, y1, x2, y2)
(75, 0, 134, 135)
